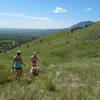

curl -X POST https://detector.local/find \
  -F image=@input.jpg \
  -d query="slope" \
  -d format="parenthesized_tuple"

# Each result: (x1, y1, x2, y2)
(0, 22, 100, 100)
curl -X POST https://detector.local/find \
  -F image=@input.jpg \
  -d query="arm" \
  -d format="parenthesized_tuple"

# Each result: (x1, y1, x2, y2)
(36, 57, 38, 62)
(13, 56, 16, 65)
(12, 56, 15, 69)
(20, 57, 26, 66)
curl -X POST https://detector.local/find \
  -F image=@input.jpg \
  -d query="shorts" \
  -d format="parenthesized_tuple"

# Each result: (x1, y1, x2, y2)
(15, 68, 22, 70)
(32, 63, 37, 67)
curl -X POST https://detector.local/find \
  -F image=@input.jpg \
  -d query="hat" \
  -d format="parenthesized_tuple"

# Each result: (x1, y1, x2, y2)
(33, 52, 37, 55)
(17, 50, 21, 54)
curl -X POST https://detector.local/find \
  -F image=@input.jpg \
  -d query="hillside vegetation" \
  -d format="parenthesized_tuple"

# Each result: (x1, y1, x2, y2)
(0, 34, 37, 53)
(0, 22, 100, 100)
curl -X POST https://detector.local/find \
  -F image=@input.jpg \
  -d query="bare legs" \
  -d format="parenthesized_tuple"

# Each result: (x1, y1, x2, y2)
(15, 69, 22, 81)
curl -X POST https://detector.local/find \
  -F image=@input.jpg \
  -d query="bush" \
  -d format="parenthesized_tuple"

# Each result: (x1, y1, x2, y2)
(46, 80, 56, 92)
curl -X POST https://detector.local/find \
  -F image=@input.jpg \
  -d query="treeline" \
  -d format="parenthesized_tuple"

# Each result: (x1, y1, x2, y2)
(0, 34, 37, 54)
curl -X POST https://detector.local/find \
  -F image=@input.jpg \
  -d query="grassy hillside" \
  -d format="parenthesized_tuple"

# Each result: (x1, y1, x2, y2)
(0, 22, 100, 100)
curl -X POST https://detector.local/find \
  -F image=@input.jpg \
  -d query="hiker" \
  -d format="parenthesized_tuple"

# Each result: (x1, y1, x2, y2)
(30, 52, 39, 76)
(13, 50, 26, 80)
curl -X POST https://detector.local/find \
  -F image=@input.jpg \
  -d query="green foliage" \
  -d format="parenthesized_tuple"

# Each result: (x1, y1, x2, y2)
(46, 80, 56, 92)
(0, 70, 14, 85)
(0, 22, 100, 100)
(0, 34, 36, 53)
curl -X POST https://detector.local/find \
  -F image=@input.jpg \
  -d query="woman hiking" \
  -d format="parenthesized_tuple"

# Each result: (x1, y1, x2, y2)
(13, 50, 26, 80)
(30, 52, 39, 76)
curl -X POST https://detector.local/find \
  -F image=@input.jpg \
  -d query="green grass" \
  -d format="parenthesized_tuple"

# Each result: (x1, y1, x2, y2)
(0, 22, 100, 100)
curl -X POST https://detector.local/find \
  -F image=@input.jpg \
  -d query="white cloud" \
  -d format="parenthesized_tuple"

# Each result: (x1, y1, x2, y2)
(0, 13, 68, 29)
(0, 13, 50, 21)
(53, 7, 67, 13)
(85, 8, 92, 12)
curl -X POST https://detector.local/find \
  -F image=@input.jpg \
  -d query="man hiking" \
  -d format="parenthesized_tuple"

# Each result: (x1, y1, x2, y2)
(13, 50, 26, 80)
(30, 52, 39, 76)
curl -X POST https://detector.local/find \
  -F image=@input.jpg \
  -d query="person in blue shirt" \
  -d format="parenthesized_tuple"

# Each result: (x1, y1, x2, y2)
(13, 50, 26, 80)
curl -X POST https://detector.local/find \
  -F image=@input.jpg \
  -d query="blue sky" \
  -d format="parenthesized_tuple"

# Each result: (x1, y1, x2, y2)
(0, 0, 100, 29)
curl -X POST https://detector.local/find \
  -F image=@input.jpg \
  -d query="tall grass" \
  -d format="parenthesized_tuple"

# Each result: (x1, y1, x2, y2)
(0, 22, 100, 100)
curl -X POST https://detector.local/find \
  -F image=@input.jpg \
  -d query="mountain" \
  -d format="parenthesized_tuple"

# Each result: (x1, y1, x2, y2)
(0, 22, 100, 100)
(0, 21, 95, 37)
(69, 20, 95, 30)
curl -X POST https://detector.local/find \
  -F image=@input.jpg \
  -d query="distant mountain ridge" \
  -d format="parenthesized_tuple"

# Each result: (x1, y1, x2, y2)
(0, 20, 96, 36)
(68, 21, 95, 30)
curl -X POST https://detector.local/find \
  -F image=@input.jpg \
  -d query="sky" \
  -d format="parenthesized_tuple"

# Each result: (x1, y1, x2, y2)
(0, 0, 100, 29)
